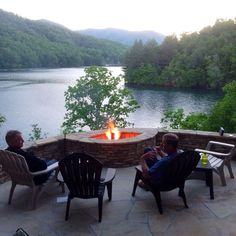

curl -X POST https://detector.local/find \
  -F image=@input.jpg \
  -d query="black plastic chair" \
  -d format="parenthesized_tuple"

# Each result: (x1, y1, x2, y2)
(59, 152, 116, 222)
(132, 150, 200, 214)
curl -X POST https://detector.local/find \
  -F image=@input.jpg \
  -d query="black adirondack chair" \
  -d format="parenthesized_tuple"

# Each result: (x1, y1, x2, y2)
(132, 150, 200, 214)
(59, 153, 116, 222)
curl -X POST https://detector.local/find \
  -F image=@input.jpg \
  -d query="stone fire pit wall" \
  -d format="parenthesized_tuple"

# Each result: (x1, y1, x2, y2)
(64, 128, 158, 168)
(1, 129, 236, 183)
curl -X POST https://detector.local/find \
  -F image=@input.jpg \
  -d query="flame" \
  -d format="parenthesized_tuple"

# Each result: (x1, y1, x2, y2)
(105, 118, 120, 140)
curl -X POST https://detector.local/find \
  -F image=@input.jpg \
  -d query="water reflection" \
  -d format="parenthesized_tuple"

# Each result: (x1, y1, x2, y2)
(127, 85, 222, 128)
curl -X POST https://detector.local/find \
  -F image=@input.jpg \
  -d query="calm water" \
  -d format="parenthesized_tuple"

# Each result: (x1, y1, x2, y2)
(0, 67, 222, 148)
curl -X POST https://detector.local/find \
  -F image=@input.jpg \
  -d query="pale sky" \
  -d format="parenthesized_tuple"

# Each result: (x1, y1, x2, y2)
(0, 0, 235, 35)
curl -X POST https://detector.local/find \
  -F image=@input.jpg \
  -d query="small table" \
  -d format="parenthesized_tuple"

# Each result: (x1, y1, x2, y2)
(188, 160, 214, 199)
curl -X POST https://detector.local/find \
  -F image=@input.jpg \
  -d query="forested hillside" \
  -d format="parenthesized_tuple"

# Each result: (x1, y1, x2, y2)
(79, 28, 165, 46)
(0, 9, 127, 69)
(125, 19, 236, 89)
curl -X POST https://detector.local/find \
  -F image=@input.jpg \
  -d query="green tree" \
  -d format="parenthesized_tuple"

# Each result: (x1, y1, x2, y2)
(207, 81, 236, 132)
(161, 109, 208, 130)
(158, 34, 179, 68)
(161, 109, 185, 129)
(28, 124, 48, 141)
(62, 66, 139, 133)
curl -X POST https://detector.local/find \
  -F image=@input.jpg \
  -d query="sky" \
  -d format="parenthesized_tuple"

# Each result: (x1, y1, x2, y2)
(0, 0, 235, 36)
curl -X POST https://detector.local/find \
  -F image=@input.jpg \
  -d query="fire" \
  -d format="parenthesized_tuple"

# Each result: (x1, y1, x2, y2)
(105, 118, 120, 140)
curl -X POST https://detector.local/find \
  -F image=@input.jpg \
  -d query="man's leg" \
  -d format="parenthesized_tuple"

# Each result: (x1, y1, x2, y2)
(45, 159, 57, 166)
(138, 147, 158, 190)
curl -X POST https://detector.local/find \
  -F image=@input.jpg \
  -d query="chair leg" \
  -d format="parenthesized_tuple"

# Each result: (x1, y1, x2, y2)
(65, 194, 72, 221)
(8, 182, 16, 205)
(98, 196, 103, 222)
(153, 190, 163, 214)
(132, 170, 141, 196)
(107, 183, 112, 201)
(31, 186, 42, 210)
(226, 161, 234, 179)
(179, 188, 188, 208)
(59, 182, 65, 194)
(218, 166, 227, 186)
(55, 169, 65, 193)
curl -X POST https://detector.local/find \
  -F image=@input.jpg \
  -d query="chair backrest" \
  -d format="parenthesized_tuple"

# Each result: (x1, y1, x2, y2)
(0, 150, 34, 187)
(206, 141, 236, 161)
(59, 153, 103, 199)
(158, 150, 200, 190)
(224, 144, 236, 161)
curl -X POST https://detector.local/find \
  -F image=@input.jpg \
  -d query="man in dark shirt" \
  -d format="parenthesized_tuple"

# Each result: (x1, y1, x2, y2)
(140, 133, 180, 186)
(5, 130, 50, 185)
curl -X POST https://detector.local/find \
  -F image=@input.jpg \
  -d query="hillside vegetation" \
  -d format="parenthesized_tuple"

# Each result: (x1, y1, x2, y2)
(125, 19, 236, 89)
(0, 9, 127, 69)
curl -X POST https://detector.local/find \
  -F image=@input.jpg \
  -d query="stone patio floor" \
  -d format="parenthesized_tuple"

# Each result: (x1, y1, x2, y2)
(1, 162, 236, 236)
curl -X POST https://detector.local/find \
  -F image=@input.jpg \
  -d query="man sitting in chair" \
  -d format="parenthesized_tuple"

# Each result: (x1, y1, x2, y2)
(140, 133, 181, 187)
(5, 130, 55, 185)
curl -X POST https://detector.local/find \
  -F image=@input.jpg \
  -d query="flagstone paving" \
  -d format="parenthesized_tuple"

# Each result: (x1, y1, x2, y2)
(1, 163, 236, 236)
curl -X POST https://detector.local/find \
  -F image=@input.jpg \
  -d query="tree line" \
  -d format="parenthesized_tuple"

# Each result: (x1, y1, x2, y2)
(125, 19, 236, 89)
(0, 9, 127, 69)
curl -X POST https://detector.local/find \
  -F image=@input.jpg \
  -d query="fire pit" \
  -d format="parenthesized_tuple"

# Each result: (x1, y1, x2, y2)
(91, 131, 141, 140)
(65, 128, 158, 167)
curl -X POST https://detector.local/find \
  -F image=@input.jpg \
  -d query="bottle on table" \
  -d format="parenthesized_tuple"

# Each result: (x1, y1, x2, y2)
(201, 153, 208, 165)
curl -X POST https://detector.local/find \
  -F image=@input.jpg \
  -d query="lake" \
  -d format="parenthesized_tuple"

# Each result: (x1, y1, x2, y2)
(0, 67, 222, 148)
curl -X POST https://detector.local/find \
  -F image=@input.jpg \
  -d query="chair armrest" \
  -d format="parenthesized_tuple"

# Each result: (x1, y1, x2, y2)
(195, 148, 230, 157)
(100, 168, 116, 184)
(30, 162, 59, 176)
(207, 141, 235, 150)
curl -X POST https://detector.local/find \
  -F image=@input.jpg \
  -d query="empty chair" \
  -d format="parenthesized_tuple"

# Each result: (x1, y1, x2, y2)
(59, 152, 116, 222)
(0, 150, 61, 209)
(195, 141, 235, 186)
(132, 151, 200, 214)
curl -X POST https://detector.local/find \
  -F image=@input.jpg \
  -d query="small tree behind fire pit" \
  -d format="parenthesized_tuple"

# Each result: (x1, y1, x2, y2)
(62, 66, 139, 133)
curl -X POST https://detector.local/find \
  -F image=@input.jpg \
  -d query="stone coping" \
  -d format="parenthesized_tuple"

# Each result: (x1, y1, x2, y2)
(158, 128, 236, 138)
(21, 128, 236, 149)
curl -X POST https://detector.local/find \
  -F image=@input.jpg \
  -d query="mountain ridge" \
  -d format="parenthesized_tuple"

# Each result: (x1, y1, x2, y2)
(79, 28, 165, 46)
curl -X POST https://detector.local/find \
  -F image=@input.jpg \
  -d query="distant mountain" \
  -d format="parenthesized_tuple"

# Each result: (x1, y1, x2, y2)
(0, 9, 128, 69)
(79, 28, 165, 46)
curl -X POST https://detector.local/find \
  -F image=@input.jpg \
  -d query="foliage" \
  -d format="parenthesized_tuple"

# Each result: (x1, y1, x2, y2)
(161, 109, 209, 130)
(0, 9, 127, 69)
(161, 81, 236, 133)
(0, 114, 6, 127)
(206, 81, 236, 132)
(161, 109, 185, 129)
(28, 124, 48, 141)
(125, 19, 236, 89)
(62, 66, 140, 133)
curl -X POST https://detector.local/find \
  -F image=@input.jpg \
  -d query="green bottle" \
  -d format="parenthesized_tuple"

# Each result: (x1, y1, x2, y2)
(201, 153, 208, 165)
